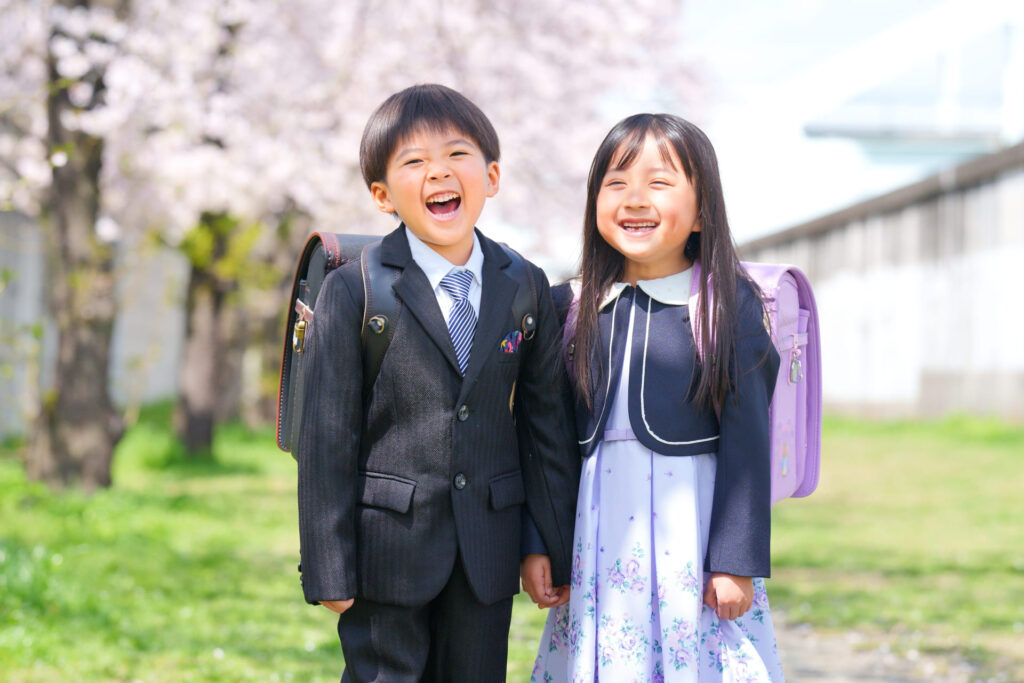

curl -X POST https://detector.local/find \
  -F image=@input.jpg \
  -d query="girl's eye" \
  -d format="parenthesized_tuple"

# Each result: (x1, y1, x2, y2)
(651, 180, 671, 187)
(402, 158, 423, 166)
(604, 180, 626, 189)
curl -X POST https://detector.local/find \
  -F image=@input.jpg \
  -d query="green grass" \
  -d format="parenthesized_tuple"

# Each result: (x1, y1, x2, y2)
(1, 410, 1022, 680)
(770, 415, 1024, 679)
(0, 407, 340, 681)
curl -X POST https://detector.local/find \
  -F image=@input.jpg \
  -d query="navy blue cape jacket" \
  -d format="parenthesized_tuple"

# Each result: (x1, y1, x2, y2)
(564, 276, 779, 578)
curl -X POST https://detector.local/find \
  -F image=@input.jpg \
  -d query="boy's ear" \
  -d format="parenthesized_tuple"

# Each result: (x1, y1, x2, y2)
(486, 161, 500, 198)
(370, 181, 395, 214)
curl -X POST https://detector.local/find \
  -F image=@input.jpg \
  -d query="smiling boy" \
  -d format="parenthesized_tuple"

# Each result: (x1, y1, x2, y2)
(295, 84, 579, 682)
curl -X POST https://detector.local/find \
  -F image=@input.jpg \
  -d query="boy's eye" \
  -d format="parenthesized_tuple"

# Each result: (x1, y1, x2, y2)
(651, 180, 671, 187)
(450, 150, 469, 157)
(402, 158, 423, 166)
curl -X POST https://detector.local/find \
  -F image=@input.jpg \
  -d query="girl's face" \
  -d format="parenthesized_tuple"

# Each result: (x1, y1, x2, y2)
(596, 135, 700, 284)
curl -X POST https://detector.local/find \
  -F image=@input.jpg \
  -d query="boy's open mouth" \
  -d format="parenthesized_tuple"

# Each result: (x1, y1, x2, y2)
(620, 220, 657, 234)
(426, 191, 461, 216)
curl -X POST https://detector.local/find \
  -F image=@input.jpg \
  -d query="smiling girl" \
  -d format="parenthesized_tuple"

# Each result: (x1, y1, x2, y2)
(531, 114, 785, 682)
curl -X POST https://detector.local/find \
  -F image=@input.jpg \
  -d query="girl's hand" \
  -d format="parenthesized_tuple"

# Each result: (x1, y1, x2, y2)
(320, 599, 354, 614)
(703, 573, 753, 620)
(521, 554, 570, 609)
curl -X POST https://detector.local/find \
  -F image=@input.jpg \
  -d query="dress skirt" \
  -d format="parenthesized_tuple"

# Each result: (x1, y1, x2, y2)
(531, 376, 784, 682)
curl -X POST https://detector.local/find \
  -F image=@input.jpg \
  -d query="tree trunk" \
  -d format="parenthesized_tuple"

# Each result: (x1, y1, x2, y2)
(241, 211, 312, 428)
(175, 214, 235, 456)
(26, 3, 123, 490)
(241, 308, 288, 428)
(175, 261, 225, 455)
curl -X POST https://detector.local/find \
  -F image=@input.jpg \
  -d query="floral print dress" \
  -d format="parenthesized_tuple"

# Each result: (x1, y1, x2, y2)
(531, 297, 785, 683)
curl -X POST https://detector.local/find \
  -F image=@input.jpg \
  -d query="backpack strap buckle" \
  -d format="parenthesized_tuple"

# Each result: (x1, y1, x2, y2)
(521, 313, 536, 340)
(292, 299, 314, 353)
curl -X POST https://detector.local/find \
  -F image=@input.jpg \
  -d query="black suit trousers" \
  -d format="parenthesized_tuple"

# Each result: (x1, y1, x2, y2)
(337, 554, 513, 683)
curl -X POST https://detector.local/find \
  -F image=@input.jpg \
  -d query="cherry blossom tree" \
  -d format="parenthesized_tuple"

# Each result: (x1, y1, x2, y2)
(1, 0, 128, 489)
(108, 0, 698, 456)
(1, 0, 695, 481)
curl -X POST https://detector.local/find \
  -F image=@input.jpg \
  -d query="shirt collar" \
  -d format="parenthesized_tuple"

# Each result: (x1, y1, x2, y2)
(600, 267, 693, 309)
(404, 225, 484, 290)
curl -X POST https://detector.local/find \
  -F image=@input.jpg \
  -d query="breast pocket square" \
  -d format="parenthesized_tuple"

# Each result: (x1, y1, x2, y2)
(499, 330, 522, 353)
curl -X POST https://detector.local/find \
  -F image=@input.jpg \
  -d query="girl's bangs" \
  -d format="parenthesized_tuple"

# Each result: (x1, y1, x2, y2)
(608, 121, 685, 174)
(608, 128, 647, 170)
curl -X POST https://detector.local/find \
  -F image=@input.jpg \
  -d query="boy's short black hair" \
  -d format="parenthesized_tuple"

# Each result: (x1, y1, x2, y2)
(359, 84, 501, 188)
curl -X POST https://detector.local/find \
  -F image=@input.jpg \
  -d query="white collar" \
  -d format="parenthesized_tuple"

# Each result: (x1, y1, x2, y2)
(600, 267, 693, 309)
(404, 226, 484, 290)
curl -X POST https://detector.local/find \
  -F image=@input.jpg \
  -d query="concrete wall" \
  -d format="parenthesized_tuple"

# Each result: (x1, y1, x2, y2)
(0, 214, 48, 437)
(0, 216, 188, 438)
(741, 142, 1024, 420)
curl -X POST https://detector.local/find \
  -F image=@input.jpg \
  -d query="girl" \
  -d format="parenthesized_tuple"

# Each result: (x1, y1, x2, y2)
(530, 114, 785, 682)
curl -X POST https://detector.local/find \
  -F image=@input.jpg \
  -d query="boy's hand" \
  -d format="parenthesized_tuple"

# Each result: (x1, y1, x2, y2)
(703, 573, 754, 620)
(319, 599, 354, 615)
(521, 554, 570, 609)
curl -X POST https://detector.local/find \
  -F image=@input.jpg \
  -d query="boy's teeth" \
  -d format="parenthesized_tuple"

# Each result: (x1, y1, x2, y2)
(426, 192, 462, 216)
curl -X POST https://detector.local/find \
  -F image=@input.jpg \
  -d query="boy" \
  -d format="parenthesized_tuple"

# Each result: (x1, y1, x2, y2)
(296, 84, 579, 682)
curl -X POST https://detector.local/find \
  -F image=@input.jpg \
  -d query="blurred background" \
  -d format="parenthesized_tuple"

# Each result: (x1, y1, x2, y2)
(1, 0, 1022, 681)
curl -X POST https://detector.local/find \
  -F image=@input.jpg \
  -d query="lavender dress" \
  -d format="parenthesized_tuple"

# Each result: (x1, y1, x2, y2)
(531, 280, 784, 683)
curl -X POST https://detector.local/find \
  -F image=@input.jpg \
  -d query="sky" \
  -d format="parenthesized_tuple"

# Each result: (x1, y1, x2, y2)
(667, 0, 1022, 243)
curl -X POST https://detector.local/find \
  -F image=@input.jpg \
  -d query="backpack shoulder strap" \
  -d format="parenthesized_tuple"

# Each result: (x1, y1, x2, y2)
(360, 241, 400, 395)
(499, 244, 539, 341)
(549, 280, 579, 380)
(550, 280, 576, 327)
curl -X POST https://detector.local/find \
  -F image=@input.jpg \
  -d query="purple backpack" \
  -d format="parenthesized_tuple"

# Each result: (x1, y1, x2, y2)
(688, 261, 822, 506)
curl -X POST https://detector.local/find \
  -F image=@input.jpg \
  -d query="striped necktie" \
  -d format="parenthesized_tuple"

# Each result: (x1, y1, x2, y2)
(439, 269, 477, 374)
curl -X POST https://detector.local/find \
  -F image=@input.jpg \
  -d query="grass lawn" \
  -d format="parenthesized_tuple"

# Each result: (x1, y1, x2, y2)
(1, 409, 1021, 680)
(771, 416, 1024, 679)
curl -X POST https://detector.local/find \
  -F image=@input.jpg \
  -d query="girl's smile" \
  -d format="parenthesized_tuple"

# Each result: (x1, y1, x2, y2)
(596, 135, 700, 284)
(619, 219, 658, 235)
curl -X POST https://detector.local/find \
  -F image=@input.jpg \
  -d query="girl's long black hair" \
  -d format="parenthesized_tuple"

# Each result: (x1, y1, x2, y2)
(574, 113, 755, 412)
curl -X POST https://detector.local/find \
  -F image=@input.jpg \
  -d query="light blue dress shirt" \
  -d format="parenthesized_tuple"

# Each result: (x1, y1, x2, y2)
(404, 226, 484, 323)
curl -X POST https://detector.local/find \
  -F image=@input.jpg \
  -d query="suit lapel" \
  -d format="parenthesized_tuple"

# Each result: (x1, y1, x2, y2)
(458, 235, 515, 402)
(382, 227, 462, 375)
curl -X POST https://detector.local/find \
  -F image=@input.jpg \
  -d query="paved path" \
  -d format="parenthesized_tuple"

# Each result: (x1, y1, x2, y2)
(774, 612, 978, 682)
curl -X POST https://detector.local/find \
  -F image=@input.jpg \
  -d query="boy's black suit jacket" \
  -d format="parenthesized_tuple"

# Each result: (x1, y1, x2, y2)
(296, 226, 580, 607)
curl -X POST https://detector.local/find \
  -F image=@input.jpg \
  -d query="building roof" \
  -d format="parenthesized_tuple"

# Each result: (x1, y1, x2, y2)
(740, 137, 1024, 253)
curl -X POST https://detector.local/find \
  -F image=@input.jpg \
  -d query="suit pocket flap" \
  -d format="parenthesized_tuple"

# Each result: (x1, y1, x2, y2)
(359, 472, 416, 513)
(489, 471, 525, 511)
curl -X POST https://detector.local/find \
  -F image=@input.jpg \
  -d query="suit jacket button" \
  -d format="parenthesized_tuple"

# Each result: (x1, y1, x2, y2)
(457, 405, 469, 421)
(454, 473, 467, 489)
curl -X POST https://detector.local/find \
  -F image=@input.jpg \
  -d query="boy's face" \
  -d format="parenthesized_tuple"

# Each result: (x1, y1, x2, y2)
(371, 127, 500, 265)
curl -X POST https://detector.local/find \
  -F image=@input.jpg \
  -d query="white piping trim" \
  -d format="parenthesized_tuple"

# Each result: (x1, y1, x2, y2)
(639, 294, 720, 446)
(578, 296, 620, 445)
